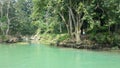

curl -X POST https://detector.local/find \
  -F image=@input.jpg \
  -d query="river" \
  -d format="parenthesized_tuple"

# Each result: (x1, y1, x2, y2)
(0, 43, 120, 68)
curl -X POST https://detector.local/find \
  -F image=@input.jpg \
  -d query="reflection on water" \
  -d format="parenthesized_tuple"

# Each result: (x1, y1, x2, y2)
(0, 44, 120, 68)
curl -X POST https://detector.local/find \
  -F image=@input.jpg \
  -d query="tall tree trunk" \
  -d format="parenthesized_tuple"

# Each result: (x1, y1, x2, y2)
(75, 12, 84, 43)
(6, 0, 10, 35)
(75, 16, 81, 43)
(0, 4, 5, 35)
(0, 5, 3, 18)
(68, 6, 82, 43)
(69, 9, 72, 37)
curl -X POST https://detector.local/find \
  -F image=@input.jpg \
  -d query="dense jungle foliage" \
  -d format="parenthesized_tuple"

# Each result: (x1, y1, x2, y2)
(0, 0, 120, 48)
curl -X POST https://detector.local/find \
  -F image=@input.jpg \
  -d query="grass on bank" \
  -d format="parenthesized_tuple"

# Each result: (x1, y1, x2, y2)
(39, 33, 70, 44)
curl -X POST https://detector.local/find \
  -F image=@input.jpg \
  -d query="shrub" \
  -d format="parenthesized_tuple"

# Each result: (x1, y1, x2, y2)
(57, 34, 70, 42)
(89, 32, 120, 47)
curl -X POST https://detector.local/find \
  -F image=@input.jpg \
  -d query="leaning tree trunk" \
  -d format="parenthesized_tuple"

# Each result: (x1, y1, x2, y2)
(59, 12, 70, 35)
(69, 9, 73, 37)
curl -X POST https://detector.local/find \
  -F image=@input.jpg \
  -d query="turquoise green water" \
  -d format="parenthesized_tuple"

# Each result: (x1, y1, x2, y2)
(0, 43, 120, 68)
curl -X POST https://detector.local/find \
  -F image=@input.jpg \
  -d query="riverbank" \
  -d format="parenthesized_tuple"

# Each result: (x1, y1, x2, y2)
(0, 33, 120, 51)
(38, 33, 120, 50)
(56, 39, 120, 51)
(56, 42, 120, 51)
(0, 35, 21, 43)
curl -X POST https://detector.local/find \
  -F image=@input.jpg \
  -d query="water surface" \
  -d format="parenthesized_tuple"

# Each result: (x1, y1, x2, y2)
(0, 43, 120, 68)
